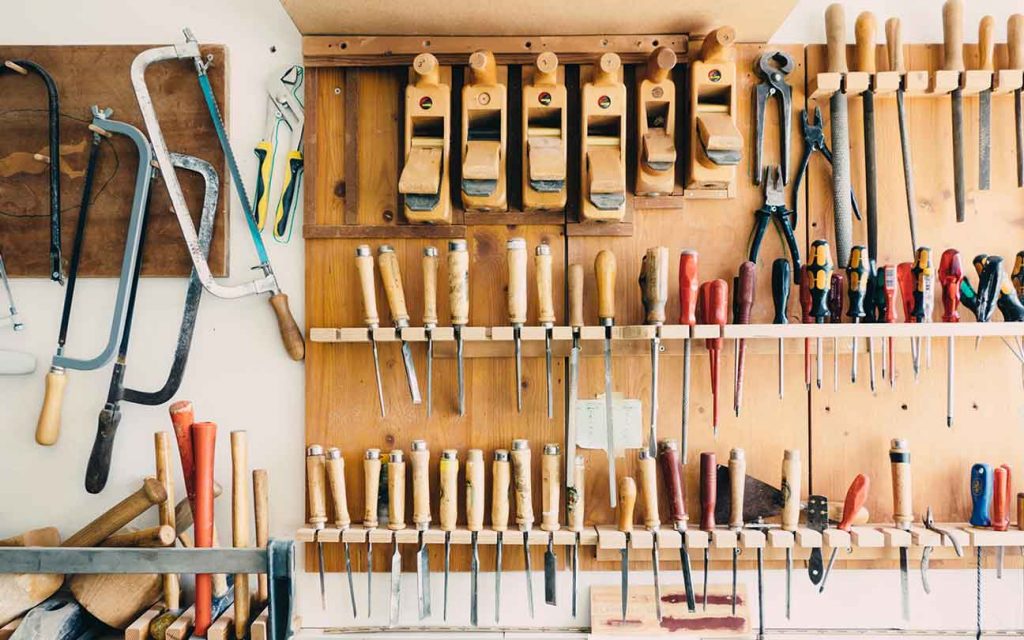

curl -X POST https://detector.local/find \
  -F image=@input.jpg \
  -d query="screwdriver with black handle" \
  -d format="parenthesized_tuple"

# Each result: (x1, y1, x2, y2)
(733, 262, 755, 417)
(596, 250, 618, 505)
(808, 240, 834, 390)
(700, 451, 717, 611)
(659, 438, 696, 612)
(772, 258, 791, 399)
(818, 473, 869, 593)
(700, 280, 729, 438)
(846, 246, 870, 388)
(640, 247, 669, 456)
(679, 250, 699, 462)
(355, 246, 386, 417)
(939, 250, 964, 428)
(378, 245, 422, 405)
(829, 272, 845, 391)
(536, 243, 556, 419)
(449, 240, 470, 416)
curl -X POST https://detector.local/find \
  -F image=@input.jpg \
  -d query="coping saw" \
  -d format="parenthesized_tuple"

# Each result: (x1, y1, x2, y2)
(253, 65, 304, 242)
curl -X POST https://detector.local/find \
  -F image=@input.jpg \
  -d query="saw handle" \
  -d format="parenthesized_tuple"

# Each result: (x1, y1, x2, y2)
(825, 3, 849, 74)
(678, 250, 699, 325)
(838, 474, 870, 531)
(85, 402, 123, 493)
(270, 292, 305, 361)
(699, 452, 716, 532)
(1010, 15, 1024, 71)
(378, 245, 411, 325)
(507, 238, 528, 325)
(640, 247, 669, 325)
(885, 18, 905, 73)
(568, 263, 584, 328)
(536, 244, 555, 325)
(541, 444, 561, 532)
(943, 0, 964, 72)
(466, 449, 485, 532)
(35, 367, 67, 446)
(658, 440, 687, 527)
(638, 450, 660, 530)
(855, 11, 877, 74)
(440, 450, 459, 532)
(595, 250, 617, 323)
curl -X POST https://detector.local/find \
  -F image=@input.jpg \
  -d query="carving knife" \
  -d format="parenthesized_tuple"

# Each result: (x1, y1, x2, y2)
(410, 440, 432, 619)
(387, 449, 406, 627)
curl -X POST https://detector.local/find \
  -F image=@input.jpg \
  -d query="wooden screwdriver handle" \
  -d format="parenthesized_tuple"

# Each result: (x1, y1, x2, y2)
(541, 444, 561, 532)
(568, 264, 584, 328)
(781, 449, 801, 532)
(387, 450, 407, 530)
(728, 448, 746, 530)
(734, 262, 756, 325)
(410, 440, 431, 528)
(886, 18, 905, 73)
(511, 440, 534, 529)
(423, 247, 439, 327)
(638, 450, 659, 530)
(355, 245, 379, 328)
(640, 247, 669, 325)
(448, 240, 470, 326)
(253, 468, 270, 605)
(943, 0, 965, 72)
(62, 477, 167, 548)
(658, 439, 687, 527)
(979, 15, 995, 72)
(363, 449, 382, 528)
(617, 476, 637, 533)
(645, 46, 677, 84)
(230, 431, 251, 640)
(378, 245, 410, 326)
(535, 244, 555, 325)
(306, 445, 327, 529)
(35, 367, 67, 446)
(890, 439, 913, 529)
(466, 449, 485, 532)
(326, 447, 351, 529)
(595, 250, 617, 323)
(699, 452, 716, 532)
(269, 292, 305, 361)
(534, 51, 559, 85)
(838, 474, 870, 531)
(468, 49, 498, 86)
(154, 431, 179, 611)
(679, 251, 699, 326)
(1010, 15, 1024, 71)
(507, 238, 528, 325)
(855, 12, 877, 74)
(492, 450, 511, 532)
(825, 3, 849, 74)
(568, 455, 585, 533)
(439, 449, 459, 532)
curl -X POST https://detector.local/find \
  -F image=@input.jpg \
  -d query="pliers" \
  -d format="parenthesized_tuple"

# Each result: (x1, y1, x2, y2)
(753, 51, 793, 185)
(793, 107, 861, 236)
(253, 65, 305, 242)
(749, 165, 802, 284)
(920, 506, 963, 594)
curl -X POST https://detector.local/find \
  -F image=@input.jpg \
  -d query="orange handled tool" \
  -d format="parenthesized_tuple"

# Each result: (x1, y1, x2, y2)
(897, 261, 920, 379)
(699, 451, 716, 611)
(940, 250, 964, 427)
(191, 421, 217, 636)
(699, 280, 728, 437)
(800, 266, 813, 390)
(819, 473, 869, 593)
(678, 250, 699, 463)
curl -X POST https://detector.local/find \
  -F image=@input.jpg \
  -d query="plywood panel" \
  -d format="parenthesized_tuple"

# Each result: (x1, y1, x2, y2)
(0, 45, 228, 277)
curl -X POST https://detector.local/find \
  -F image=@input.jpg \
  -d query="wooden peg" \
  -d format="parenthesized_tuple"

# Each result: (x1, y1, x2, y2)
(534, 51, 559, 85)
(88, 123, 113, 138)
(645, 46, 677, 84)
(32, 153, 50, 165)
(413, 52, 440, 87)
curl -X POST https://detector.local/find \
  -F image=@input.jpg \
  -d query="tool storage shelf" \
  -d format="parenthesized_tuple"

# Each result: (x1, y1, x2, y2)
(808, 67, 1024, 100)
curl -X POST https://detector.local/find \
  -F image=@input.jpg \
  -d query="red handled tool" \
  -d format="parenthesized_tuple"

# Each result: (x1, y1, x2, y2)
(733, 262, 756, 417)
(191, 421, 217, 636)
(678, 251, 699, 463)
(700, 280, 729, 438)
(897, 262, 918, 378)
(939, 250, 964, 427)
(699, 451, 717, 611)
(881, 265, 898, 388)
(819, 473, 869, 592)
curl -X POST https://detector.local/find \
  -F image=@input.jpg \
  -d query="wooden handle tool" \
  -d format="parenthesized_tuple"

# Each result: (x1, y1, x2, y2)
(492, 449, 510, 532)
(781, 449, 801, 532)
(641, 247, 669, 325)
(541, 444, 561, 532)
(890, 439, 912, 529)
(423, 246, 439, 327)
(728, 449, 746, 530)
(886, 18, 904, 73)
(448, 239, 470, 415)
(616, 476, 637, 620)
(410, 440, 431, 530)
(980, 15, 995, 73)
(825, 3, 849, 74)
(638, 450, 659, 530)
(440, 449, 459, 533)
(327, 448, 351, 530)
(388, 450, 407, 530)
(855, 11, 877, 75)
(466, 449, 485, 532)
(568, 455, 585, 533)
(253, 468, 269, 605)
(356, 244, 379, 328)
(99, 525, 176, 547)
(595, 250, 617, 323)
(154, 432, 179, 610)
(511, 439, 536, 617)
(378, 245, 411, 326)
(269, 292, 305, 361)
(230, 431, 250, 639)
(535, 244, 555, 326)
(839, 474, 870, 531)
(1010, 15, 1024, 71)
(35, 367, 67, 445)
(191, 421, 217, 637)
(568, 264, 584, 328)
(943, 0, 965, 72)
(307, 444, 329, 610)
(700, 452, 717, 532)
(364, 449, 382, 528)
(508, 238, 527, 411)
(63, 478, 167, 548)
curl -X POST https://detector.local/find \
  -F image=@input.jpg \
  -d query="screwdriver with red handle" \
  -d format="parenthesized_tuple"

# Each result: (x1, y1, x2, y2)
(699, 451, 717, 611)
(829, 272, 845, 392)
(733, 262, 756, 417)
(679, 251, 699, 463)
(807, 240, 834, 390)
(939, 249, 964, 428)
(818, 473, 870, 593)
(881, 265, 898, 388)
(800, 267, 813, 391)
(896, 262, 919, 379)
(700, 279, 729, 438)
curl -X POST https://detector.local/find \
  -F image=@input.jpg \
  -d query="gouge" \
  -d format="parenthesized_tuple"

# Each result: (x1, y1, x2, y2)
(595, 250, 618, 506)
(944, 0, 967, 222)
(536, 244, 556, 419)
(326, 447, 356, 617)
(728, 449, 745, 614)
(355, 245, 386, 417)
(440, 449, 459, 620)
(542, 443, 562, 606)
(305, 445, 328, 611)
(618, 476, 637, 621)
(466, 449, 485, 626)
(638, 450, 662, 621)
(781, 449, 800, 619)
(449, 240, 470, 415)
(410, 440, 432, 619)
(511, 439, 536, 617)
(492, 449, 510, 624)
(659, 439, 695, 612)
(231, 431, 252, 635)
(568, 454, 585, 617)
(378, 245, 422, 405)
(363, 448, 382, 617)
(699, 452, 716, 611)
(388, 449, 406, 627)
(422, 247, 439, 416)
(819, 474, 869, 593)
(639, 247, 669, 456)
(890, 439, 912, 621)
(507, 238, 527, 412)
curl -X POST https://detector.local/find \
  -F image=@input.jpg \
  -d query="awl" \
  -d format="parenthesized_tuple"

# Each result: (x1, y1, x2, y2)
(378, 245, 422, 404)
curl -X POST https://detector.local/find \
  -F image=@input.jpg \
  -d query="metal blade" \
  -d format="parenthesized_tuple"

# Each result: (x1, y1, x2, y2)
(863, 90, 878, 264)
(652, 542, 662, 621)
(897, 91, 918, 252)
(604, 331, 617, 507)
(456, 329, 465, 416)
(620, 544, 630, 621)
(426, 330, 433, 416)
(703, 548, 709, 612)
(682, 340, 692, 463)
(317, 541, 326, 610)
(980, 89, 992, 190)
(367, 542, 373, 618)
(545, 534, 557, 605)
(1016, 89, 1023, 188)
(951, 90, 966, 223)
(389, 540, 402, 626)
(370, 337, 386, 418)
(680, 538, 696, 613)
(899, 547, 910, 621)
(648, 334, 660, 458)
(829, 92, 853, 267)
(731, 548, 739, 614)
(572, 535, 580, 617)
(443, 533, 451, 620)
(785, 548, 792, 619)
(514, 328, 522, 413)
(344, 542, 358, 617)
(471, 534, 480, 627)
(757, 549, 765, 640)
(399, 339, 422, 404)
(818, 547, 839, 594)
(495, 533, 503, 624)
(524, 532, 535, 618)
(416, 533, 431, 619)
(567, 339, 580, 485)
(545, 329, 553, 419)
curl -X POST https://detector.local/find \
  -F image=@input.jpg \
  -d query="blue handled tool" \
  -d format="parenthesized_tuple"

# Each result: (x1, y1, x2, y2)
(970, 463, 993, 527)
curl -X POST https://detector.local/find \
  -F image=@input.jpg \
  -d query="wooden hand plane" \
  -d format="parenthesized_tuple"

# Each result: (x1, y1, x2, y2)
(636, 47, 679, 196)
(522, 52, 567, 211)
(399, 53, 452, 223)
(461, 50, 508, 211)
(687, 27, 743, 199)
(580, 53, 627, 221)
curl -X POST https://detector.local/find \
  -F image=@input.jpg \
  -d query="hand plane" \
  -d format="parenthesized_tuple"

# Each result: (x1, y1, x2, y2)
(580, 53, 627, 221)
(461, 50, 507, 211)
(636, 47, 679, 196)
(399, 53, 452, 223)
(522, 52, 567, 210)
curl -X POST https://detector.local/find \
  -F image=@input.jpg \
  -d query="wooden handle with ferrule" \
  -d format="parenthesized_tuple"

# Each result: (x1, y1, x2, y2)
(466, 449, 485, 532)
(306, 445, 327, 528)
(836, 474, 869, 532)
(679, 251, 699, 326)
(943, 0, 964, 72)
(507, 238, 528, 325)
(728, 449, 746, 530)
(492, 450, 511, 531)
(568, 455, 585, 532)
(62, 478, 167, 547)
(826, 3, 849, 74)
(191, 421, 217, 637)
(468, 49, 498, 86)
(410, 441, 431, 528)
(541, 444, 561, 532)
(886, 18, 905, 73)
(781, 449, 801, 532)
(356, 245, 379, 327)
(699, 452, 716, 532)
(510, 440, 534, 529)
(99, 525, 177, 547)
(423, 246, 439, 326)
(1010, 15, 1024, 71)
(154, 431, 179, 609)
(448, 239, 470, 326)
(994, 465, 1010, 532)
(387, 450, 407, 530)
(269, 292, 305, 361)
(645, 46, 677, 83)
(378, 246, 410, 325)
(855, 12, 877, 74)
(230, 431, 251, 639)
(640, 247, 669, 325)
(169, 400, 197, 505)
(658, 439, 687, 527)
(535, 244, 555, 325)
(979, 16, 995, 72)
(568, 264, 584, 328)
(326, 447, 351, 529)
(617, 476, 637, 533)
(35, 367, 67, 445)
(595, 250, 617, 323)
(889, 438, 912, 529)
(638, 451, 659, 530)
(253, 468, 269, 604)
(439, 450, 459, 532)
(364, 449, 382, 528)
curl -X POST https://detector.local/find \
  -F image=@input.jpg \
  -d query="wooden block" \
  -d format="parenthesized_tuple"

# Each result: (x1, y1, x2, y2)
(596, 525, 627, 550)
(809, 71, 842, 99)
(462, 140, 501, 180)
(960, 69, 993, 96)
(124, 605, 164, 640)
(793, 527, 822, 548)
(848, 526, 885, 548)
(878, 527, 912, 547)
(902, 70, 930, 94)
(165, 605, 195, 640)
(250, 608, 268, 640)
(341, 527, 369, 544)
(586, 146, 625, 193)
(992, 69, 1024, 94)
(630, 530, 654, 550)
(872, 71, 902, 95)
(395, 529, 419, 544)
(642, 130, 676, 164)
(738, 529, 766, 548)
(590, 585, 748, 635)
(964, 526, 1024, 547)
(685, 530, 710, 549)
(528, 136, 566, 181)
(822, 529, 851, 548)
(842, 71, 871, 96)
(398, 146, 442, 194)
(767, 529, 794, 548)
(928, 69, 961, 95)
(908, 525, 942, 547)
(658, 528, 683, 549)
(710, 529, 738, 548)
(206, 604, 235, 640)
(696, 112, 741, 154)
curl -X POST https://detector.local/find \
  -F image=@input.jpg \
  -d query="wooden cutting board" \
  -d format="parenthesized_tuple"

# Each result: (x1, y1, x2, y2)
(590, 584, 750, 636)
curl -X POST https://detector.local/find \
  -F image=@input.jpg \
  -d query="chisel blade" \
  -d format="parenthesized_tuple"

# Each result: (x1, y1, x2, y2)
(899, 546, 910, 621)
(604, 331, 617, 507)
(370, 337, 386, 417)
(1016, 89, 1024, 188)
(416, 533, 431, 619)
(317, 540, 326, 610)
(399, 338, 422, 404)
(389, 540, 402, 626)
(652, 542, 662, 621)
(571, 535, 580, 617)
(495, 533, 503, 624)
(366, 542, 373, 617)
(951, 89, 966, 222)
(567, 338, 580, 484)
(425, 330, 434, 416)
(344, 542, 358, 617)
(524, 532, 535, 618)
(620, 544, 630, 621)
(980, 88, 992, 191)
(443, 534, 451, 620)
(545, 328, 553, 419)
(680, 540, 696, 613)
(514, 327, 523, 413)
(470, 533, 480, 627)
(544, 534, 557, 606)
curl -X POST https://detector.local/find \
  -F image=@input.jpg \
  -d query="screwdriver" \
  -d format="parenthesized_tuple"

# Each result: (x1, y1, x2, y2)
(422, 247, 438, 416)
(355, 245, 386, 417)
(828, 272, 845, 391)
(466, 449, 484, 626)
(897, 262, 918, 379)
(733, 262, 756, 417)
(994, 464, 1011, 579)
(808, 240, 834, 390)
(700, 280, 729, 438)
(678, 250, 699, 462)
(448, 240, 470, 415)
(410, 440, 432, 619)
(596, 250, 618, 506)
(378, 245, 422, 405)
(440, 449, 458, 620)
(939, 249, 964, 428)
(617, 476, 637, 621)
(846, 247, 870, 388)
(326, 447, 357, 617)
(699, 451, 717, 611)
(970, 462, 992, 640)
(881, 265, 898, 389)
(819, 473, 869, 593)
(890, 438, 912, 621)
(363, 448, 382, 617)
(492, 449, 510, 624)
(535, 244, 556, 419)
(542, 443, 561, 606)
(638, 449, 663, 620)
(640, 247, 669, 456)
(511, 439, 536, 618)
(658, 439, 696, 612)
(772, 258, 791, 399)
(800, 266, 813, 390)
(567, 454, 585, 617)
(305, 445, 328, 610)
(728, 448, 745, 614)
(507, 238, 527, 412)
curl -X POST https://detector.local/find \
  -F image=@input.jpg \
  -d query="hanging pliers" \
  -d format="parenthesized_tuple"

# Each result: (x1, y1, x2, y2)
(793, 107, 862, 235)
(753, 51, 793, 185)
(920, 506, 963, 594)
(749, 166, 802, 283)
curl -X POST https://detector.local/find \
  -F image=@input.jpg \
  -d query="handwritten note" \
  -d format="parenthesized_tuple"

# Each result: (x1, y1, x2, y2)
(574, 393, 642, 454)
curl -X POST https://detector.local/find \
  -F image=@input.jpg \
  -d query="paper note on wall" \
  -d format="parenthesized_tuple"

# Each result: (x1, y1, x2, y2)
(574, 393, 642, 455)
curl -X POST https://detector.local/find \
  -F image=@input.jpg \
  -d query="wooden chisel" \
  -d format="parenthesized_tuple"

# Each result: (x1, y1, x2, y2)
(890, 439, 912, 621)
(378, 245, 422, 405)
(422, 247, 438, 416)
(638, 450, 662, 621)
(595, 250, 618, 506)
(511, 439, 536, 618)
(781, 449, 800, 619)
(536, 244, 556, 419)
(541, 443, 561, 606)
(567, 455, 585, 617)
(326, 447, 357, 617)
(466, 449, 485, 626)
(355, 246, 386, 417)
(492, 450, 510, 624)
(363, 449, 382, 618)
(448, 240, 470, 416)
(640, 247, 668, 456)
(507, 238, 528, 412)
(728, 449, 745, 614)
(617, 476, 637, 621)
(566, 265, 583, 487)
(305, 445, 328, 611)
(410, 440, 432, 619)
(440, 449, 459, 620)
(699, 452, 716, 611)
(387, 450, 406, 627)
(230, 431, 251, 638)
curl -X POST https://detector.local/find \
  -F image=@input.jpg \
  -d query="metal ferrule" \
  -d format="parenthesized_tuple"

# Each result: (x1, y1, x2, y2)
(494, 449, 509, 462)
(512, 439, 529, 452)
(424, 246, 438, 257)
(307, 444, 324, 456)
(506, 238, 526, 250)
(389, 450, 404, 463)
(601, 318, 613, 328)
(543, 443, 560, 456)
(441, 449, 457, 460)
(366, 448, 381, 460)
(327, 447, 341, 460)
(536, 244, 551, 256)
(448, 239, 467, 252)
(412, 440, 428, 452)
(356, 244, 372, 257)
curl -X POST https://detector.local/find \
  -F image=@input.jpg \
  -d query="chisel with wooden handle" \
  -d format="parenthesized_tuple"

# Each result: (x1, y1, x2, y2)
(440, 449, 459, 620)
(700, 280, 729, 437)
(567, 264, 583, 485)
(639, 449, 662, 620)
(423, 247, 438, 416)
(306, 444, 328, 611)
(466, 449, 485, 626)
(492, 449, 510, 624)
(944, 0, 967, 222)
(507, 238, 528, 412)
(231, 431, 251, 638)
(826, 3, 853, 266)
(536, 243, 556, 419)
(410, 440, 432, 619)
(640, 247, 668, 457)
(595, 250, 618, 506)
(700, 452, 716, 611)
(364, 449, 382, 617)
(567, 454, 585, 617)
(728, 449, 745, 614)
(659, 439, 695, 612)
(890, 438, 912, 620)
(155, 432, 179, 611)
(356, 245, 386, 417)
(378, 245, 422, 405)
(511, 439, 536, 618)
(388, 450, 406, 627)
(617, 475, 636, 622)
(327, 446, 357, 617)
(781, 449, 800, 619)
(449, 239, 470, 416)
(541, 443, 561, 606)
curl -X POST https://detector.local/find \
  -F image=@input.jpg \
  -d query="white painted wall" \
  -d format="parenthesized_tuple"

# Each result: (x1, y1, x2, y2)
(1, 0, 1022, 636)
